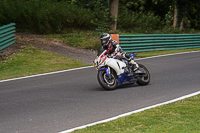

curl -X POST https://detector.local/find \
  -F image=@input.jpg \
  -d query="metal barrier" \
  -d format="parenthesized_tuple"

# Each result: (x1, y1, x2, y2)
(119, 34, 200, 53)
(0, 23, 16, 50)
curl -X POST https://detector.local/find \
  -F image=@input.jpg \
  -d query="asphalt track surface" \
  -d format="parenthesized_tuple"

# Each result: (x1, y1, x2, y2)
(0, 52, 200, 133)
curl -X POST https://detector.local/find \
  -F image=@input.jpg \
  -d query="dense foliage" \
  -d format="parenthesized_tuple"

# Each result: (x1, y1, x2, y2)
(0, 0, 95, 33)
(0, 0, 199, 34)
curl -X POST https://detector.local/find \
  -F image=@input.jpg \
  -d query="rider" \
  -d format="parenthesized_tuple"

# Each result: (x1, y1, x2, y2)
(100, 33, 139, 74)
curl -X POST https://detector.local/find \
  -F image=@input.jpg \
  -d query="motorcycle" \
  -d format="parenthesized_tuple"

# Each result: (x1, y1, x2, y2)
(93, 50, 150, 90)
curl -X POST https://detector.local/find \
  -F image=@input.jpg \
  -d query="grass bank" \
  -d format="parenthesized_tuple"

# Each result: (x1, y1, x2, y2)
(43, 30, 100, 51)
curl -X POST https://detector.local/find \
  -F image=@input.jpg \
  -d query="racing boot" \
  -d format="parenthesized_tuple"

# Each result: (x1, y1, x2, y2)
(123, 53, 138, 75)
(129, 60, 144, 74)
(122, 61, 134, 76)
(124, 53, 139, 71)
(129, 60, 139, 71)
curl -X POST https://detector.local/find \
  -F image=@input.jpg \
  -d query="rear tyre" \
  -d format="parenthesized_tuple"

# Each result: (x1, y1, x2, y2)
(136, 64, 150, 86)
(97, 70, 118, 90)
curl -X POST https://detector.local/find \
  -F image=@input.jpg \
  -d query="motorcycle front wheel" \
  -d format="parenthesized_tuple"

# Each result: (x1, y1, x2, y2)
(97, 70, 118, 90)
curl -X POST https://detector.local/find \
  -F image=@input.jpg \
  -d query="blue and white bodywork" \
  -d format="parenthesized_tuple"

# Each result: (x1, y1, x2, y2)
(94, 50, 137, 85)
(93, 50, 150, 90)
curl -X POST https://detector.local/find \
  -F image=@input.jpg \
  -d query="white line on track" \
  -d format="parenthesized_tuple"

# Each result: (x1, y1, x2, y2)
(0, 66, 93, 83)
(59, 91, 200, 133)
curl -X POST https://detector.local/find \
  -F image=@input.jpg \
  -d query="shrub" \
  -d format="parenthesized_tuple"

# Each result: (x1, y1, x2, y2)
(118, 8, 163, 33)
(0, 0, 96, 34)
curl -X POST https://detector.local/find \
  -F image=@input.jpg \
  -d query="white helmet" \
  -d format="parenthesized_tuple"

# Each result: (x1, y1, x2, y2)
(100, 33, 111, 47)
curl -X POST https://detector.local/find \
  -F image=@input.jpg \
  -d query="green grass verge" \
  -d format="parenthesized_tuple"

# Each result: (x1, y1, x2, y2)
(136, 48, 200, 58)
(0, 45, 87, 80)
(72, 95, 200, 133)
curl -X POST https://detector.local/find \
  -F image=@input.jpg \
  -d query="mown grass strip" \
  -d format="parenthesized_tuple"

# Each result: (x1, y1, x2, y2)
(136, 48, 200, 58)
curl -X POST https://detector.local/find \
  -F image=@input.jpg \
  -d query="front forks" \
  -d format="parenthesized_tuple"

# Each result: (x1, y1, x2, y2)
(99, 67, 111, 77)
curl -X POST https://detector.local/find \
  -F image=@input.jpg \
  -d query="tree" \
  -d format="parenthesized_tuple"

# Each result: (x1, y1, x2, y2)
(72, 0, 119, 31)
(173, 0, 188, 30)
(173, 0, 178, 29)
(109, 0, 119, 32)
(72, 0, 200, 31)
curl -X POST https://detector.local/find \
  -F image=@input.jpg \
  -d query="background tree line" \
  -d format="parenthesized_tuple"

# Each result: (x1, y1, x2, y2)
(0, 0, 199, 34)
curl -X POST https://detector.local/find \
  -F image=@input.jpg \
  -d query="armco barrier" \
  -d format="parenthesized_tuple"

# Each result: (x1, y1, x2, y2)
(115, 34, 200, 53)
(0, 23, 16, 50)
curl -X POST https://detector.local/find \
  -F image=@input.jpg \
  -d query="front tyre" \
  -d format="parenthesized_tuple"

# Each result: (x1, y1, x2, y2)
(97, 70, 118, 90)
(136, 64, 150, 86)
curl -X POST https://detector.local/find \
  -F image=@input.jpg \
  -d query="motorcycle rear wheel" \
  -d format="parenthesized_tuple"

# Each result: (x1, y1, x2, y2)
(97, 70, 118, 90)
(136, 64, 150, 86)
